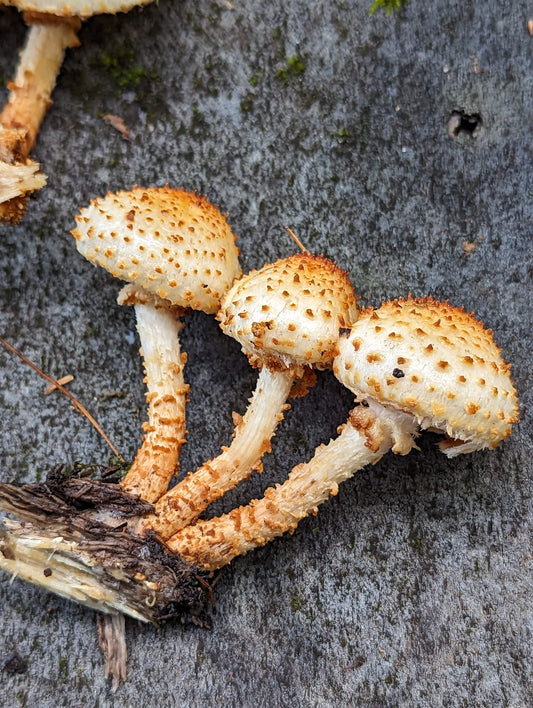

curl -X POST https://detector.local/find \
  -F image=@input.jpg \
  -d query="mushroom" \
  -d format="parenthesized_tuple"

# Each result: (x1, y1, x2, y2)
(72, 185, 242, 503)
(0, 0, 155, 222)
(165, 296, 519, 570)
(146, 252, 359, 540)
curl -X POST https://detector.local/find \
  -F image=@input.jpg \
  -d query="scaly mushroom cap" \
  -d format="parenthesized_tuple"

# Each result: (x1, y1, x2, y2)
(4, 0, 153, 18)
(219, 253, 358, 371)
(333, 296, 519, 456)
(72, 186, 241, 315)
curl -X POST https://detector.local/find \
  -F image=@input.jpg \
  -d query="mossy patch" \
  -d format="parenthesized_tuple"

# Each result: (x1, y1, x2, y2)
(369, 0, 409, 15)
(87, 45, 168, 123)
(275, 54, 306, 86)
(290, 594, 302, 612)
(94, 46, 159, 95)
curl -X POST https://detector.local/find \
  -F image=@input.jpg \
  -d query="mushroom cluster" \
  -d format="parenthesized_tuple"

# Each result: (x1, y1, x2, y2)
(0, 186, 519, 684)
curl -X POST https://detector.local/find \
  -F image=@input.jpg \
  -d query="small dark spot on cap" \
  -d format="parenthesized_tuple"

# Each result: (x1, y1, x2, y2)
(43, 568, 52, 577)
(339, 327, 351, 337)
(392, 368, 405, 378)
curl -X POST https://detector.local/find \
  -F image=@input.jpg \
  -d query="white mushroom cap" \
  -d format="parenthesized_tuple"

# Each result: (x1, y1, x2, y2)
(333, 296, 519, 456)
(72, 186, 242, 314)
(218, 253, 359, 372)
(4, 0, 153, 18)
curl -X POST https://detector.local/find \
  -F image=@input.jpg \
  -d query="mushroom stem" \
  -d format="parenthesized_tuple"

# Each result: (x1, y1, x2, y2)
(146, 366, 295, 539)
(1, 16, 81, 157)
(0, 15, 80, 221)
(118, 285, 188, 504)
(166, 403, 418, 570)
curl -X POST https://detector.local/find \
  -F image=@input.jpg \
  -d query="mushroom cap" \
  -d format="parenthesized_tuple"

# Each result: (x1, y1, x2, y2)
(333, 296, 519, 456)
(72, 186, 241, 315)
(5, 0, 153, 18)
(218, 252, 359, 371)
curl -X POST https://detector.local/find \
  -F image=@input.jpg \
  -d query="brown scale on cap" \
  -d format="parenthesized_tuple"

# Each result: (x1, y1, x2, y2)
(72, 186, 242, 313)
(219, 252, 358, 374)
(334, 296, 519, 455)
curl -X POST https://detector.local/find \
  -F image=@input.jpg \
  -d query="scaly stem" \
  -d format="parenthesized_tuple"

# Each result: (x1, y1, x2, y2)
(168, 404, 417, 570)
(146, 367, 295, 539)
(0, 16, 80, 220)
(118, 285, 188, 504)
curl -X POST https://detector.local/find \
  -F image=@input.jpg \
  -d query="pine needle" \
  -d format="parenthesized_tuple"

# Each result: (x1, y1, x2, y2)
(285, 226, 309, 253)
(0, 337, 121, 458)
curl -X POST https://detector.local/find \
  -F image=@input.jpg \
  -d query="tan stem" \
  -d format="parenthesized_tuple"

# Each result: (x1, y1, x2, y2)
(168, 405, 415, 570)
(145, 367, 295, 539)
(0, 17, 80, 220)
(1, 18, 80, 159)
(118, 286, 188, 504)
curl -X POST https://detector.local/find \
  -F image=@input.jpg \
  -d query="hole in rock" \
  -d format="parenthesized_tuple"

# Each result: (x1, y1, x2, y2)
(447, 111, 483, 139)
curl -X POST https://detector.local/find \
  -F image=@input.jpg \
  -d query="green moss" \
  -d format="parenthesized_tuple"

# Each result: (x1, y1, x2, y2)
(192, 104, 205, 126)
(290, 594, 302, 612)
(369, 0, 409, 15)
(335, 128, 351, 144)
(56, 456, 131, 482)
(240, 93, 255, 112)
(93, 46, 159, 97)
(276, 54, 307, 86)
(97, 48, 141, 90)
(58, 657, 68, 684)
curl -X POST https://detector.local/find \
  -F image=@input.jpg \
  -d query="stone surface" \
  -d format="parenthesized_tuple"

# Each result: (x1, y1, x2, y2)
(0, 0, 531, 705)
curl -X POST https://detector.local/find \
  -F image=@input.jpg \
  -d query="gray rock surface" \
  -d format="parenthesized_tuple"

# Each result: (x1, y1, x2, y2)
(0, 0, 531, 705)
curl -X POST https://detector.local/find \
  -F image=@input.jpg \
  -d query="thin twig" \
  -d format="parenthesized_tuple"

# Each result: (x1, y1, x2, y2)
(0, 336, 121, 458)
(285, 226, 309, 253)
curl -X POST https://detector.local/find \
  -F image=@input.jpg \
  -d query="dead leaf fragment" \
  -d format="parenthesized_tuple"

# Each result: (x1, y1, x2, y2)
(462, 240, 477, 255)
(102, 114, 130, 140)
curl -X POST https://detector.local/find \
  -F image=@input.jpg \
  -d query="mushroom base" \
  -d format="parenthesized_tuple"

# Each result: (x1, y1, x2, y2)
(0, 476, 212, 625)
